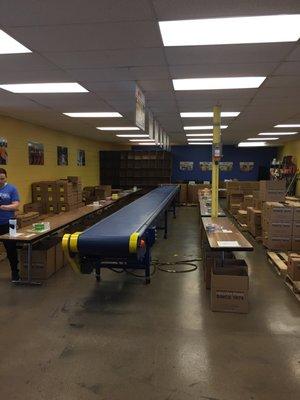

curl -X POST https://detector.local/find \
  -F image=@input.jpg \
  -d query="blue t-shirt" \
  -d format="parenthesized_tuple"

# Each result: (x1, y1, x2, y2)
(0, 183, 20, 225)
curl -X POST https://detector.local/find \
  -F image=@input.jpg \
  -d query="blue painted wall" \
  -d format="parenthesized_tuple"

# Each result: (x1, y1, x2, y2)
(171, 145, 278, 182)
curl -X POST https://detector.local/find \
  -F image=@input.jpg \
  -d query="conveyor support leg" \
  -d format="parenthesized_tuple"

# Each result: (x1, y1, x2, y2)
(95, 266, 101, 282)
(144, 247, 151, 284)
(164, 209, 168, 239)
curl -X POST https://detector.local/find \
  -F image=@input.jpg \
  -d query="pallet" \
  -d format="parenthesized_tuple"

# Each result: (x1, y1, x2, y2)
(267, 251, 288, 277)
(284, 275, 300, 302)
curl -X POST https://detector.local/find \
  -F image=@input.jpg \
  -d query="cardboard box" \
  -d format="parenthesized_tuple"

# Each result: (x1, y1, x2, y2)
(23, 202, 43, 215)
(263, 221, 293, 236)
(248, 208, 261, 226)
(249, 223, 262, 237)
(230, 203, 241, 216)
(58, 203, 78, 212)
(179, 183, 188, 204)
(55, 243, 65, 271)
(98, 185, 112, 198)
(46, 203, 58, 214)
(292, 221, 300, 237)
(291, 237, 300, 252)
(45, 182, 58, 194)
(262, 202, 293, 221)
(243, 195, 253, 209)
(188, 184, 201, 204)
(263, 237, 291, 251)
(259, 180, 286, 191)
(56, 180, 73, 195)
(290, 203, 300, 221)
(287, 254, 300, 281)
(57, 192, 77, 204)
(203, 251, 235, 290)
(253, 198, 263, 210)
(16, 211, 40, 228)
(67, 176, 81, 184)
(237, 210, 247, 225)
(20, 238, 57, 279)
(211, 261, 249, 314)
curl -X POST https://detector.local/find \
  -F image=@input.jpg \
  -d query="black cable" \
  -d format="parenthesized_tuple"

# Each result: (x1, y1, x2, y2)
(153, 259, 201, 273)
(107, 267, 125, 273)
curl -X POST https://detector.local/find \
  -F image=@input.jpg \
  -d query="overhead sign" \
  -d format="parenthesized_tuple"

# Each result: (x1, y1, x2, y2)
(135, 84, 146, 130)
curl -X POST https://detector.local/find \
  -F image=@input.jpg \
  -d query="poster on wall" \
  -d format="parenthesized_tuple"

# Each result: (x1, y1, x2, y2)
(57, 146, 68, 166)
(240, 162, 254, 172)
(199, 162, 212, 171)
(28, 141, 44, 165)
(77, 149, 86, 166)
(148, 110, 154, 140)
(135, 84, 145, 130)
(154, 120, 159, 145)
(0, 138, 8, 165)
(220, 161, 233, 171)
(180, 161, 194, 171)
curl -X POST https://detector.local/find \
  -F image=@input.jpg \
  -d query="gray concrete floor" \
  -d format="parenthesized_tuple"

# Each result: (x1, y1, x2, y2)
(0, 207, 299, 400)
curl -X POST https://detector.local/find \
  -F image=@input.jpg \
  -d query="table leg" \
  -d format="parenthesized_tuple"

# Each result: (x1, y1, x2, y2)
(14, 243, 41, 286)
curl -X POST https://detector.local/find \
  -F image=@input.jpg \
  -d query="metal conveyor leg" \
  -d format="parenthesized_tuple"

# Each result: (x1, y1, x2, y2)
(164, 209, 168, 239)
(95, 266, 101, 282)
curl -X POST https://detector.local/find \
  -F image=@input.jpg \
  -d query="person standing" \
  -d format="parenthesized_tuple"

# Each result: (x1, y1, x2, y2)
(0, 168, 20, 281)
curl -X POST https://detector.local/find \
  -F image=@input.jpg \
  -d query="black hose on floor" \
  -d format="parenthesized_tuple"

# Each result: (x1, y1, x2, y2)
(153, 258, 201, 274)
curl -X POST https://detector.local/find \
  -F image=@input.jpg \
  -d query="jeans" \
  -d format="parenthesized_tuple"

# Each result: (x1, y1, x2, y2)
(0, 223, 19, 278)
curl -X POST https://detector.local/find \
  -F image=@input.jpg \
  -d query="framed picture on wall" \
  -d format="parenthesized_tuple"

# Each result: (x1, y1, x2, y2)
(77, 149, 86, 166)
(240, 162, 254, 172)
(199, 162, 212, 171)
(220, 161, 233, 171)
(28, 141, 44, 165)
(0, 138, 7, 165)
(57, 146, 68, 166)
(180, 161, 194, 171)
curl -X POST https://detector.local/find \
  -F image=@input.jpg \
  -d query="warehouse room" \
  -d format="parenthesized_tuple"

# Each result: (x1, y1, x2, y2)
(0, 1, 300, 399)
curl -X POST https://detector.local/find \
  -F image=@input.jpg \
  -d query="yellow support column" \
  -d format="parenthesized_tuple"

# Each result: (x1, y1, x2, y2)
(211, 106, 221, 218)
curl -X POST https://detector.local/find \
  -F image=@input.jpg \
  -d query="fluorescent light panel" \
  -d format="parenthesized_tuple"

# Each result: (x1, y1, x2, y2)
(275, 124, 300, 128)
(97, 127, 139, 131)
(186, 133, 213, 137)
(174, 77, 266, 90)
(184, 125, 228, 130)
(180, 112, 239, 118)
(258, 132, 298, 136)
(116, 134, 149, 138)
(0, 82, 88, 93)
(64, 112, 122, 118)
(247, 138, 278, 141)
(238, 142, 266, 147)
(0, 29, 31, 54)
(130, 139, 155, 142)
(159, 15, 300, 46)
(137, 143, 156, 146)
(187, 138, 213, 141)
(188, 143, 212, 145)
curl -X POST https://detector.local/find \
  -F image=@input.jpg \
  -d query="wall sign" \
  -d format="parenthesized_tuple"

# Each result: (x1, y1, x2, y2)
(28, 141, 44, 165)
(180, 161, 194, 171)
(77, 149, 86, 166)
(240, 162, 254, 172)
(135, 84, 146, 130)
(57, 146, 68, 166)
(0, 138, 8, 165)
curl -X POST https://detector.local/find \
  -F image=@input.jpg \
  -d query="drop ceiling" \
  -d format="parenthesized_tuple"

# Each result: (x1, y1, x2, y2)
(0, 0, 300, 145)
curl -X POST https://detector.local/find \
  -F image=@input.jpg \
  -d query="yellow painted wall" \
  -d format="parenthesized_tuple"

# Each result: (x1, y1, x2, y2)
(278, 139, 300, 195)
(0, 114, 126, 206)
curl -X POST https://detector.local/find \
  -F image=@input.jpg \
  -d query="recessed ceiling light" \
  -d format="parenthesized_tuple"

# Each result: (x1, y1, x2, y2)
(180, 112, 239, 118)
(186, 133, 213, 137)
(188, 142, 212, 145)
(184, 125, 228, 130)
(274, 124, 300, 128)
(247, 137, 278, 141)
(97, 126, 139, 131)
(116, 134, 149, 138)
(258, 132, 298, 136)
(159, 15, 300, 46)
(0, 82, 88, 93)
(130, 139, 155, 142)
(0, 29, 31, 54)
(187, 138, 213, 141)
(238, 142, 266, 147)
(64, 112, 122, 118)
(173, 77, 265, 90)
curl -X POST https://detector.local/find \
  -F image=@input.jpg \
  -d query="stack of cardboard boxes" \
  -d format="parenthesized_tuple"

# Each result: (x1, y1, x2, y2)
(19, 237, 65, 280)
(262, 201, 300, 251)
(247, 207, 262, 238)
(82, 185, 112, 205)
(287, 253, 300, 282)
(31, 177, 84, 214)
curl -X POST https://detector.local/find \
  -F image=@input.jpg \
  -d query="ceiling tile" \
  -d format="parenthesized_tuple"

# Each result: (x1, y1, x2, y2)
(8, 21, 161, 52)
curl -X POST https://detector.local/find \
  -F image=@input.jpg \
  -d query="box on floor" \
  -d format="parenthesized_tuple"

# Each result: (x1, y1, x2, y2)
(211, 260, 249, 314)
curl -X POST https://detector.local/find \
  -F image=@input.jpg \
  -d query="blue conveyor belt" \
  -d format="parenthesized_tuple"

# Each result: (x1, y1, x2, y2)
(77, 185, 178, 257)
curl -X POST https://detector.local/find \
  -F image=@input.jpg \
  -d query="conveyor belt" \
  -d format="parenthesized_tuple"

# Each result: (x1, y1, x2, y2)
(76, 185, 179, 257)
